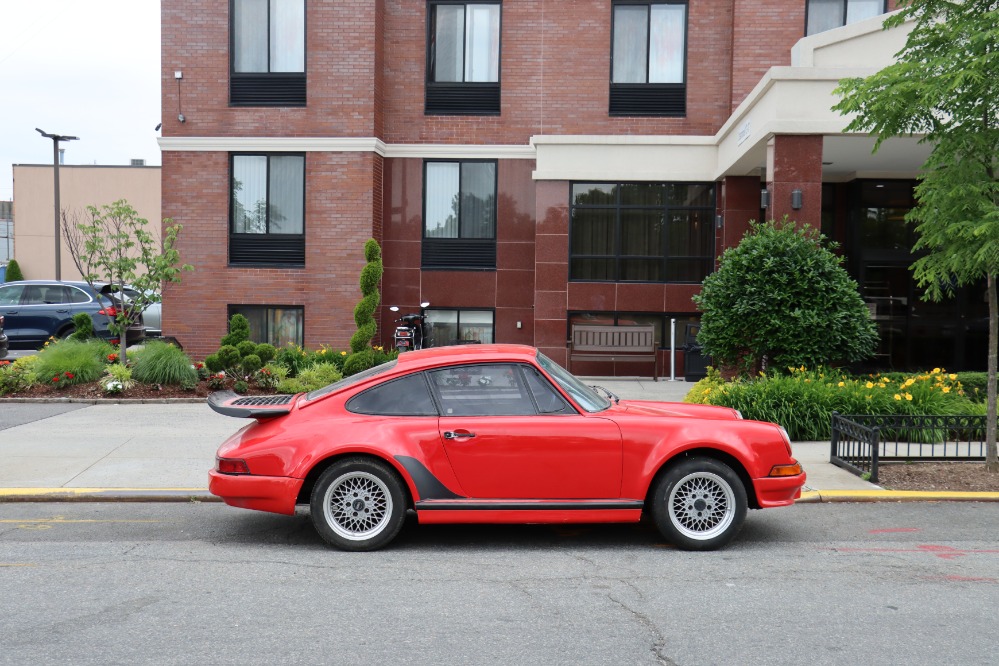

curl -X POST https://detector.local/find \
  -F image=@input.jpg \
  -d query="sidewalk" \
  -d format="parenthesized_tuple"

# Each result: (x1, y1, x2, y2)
(0, 379, 995, 503)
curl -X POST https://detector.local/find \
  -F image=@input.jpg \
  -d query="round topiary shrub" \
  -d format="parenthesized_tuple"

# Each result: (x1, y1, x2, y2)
(692, 218, 877, 376)
(255, 343, 276, 365)
(221, 314, 251, 347)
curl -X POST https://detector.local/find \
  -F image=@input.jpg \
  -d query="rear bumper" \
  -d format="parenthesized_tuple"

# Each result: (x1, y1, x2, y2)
(208, 470, 303, 515)
(752, 472, 807, 508)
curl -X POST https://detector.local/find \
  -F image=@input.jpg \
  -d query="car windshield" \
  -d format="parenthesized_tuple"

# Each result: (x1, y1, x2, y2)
(305, 360, 399, 401)
(536, 351, 610, 413)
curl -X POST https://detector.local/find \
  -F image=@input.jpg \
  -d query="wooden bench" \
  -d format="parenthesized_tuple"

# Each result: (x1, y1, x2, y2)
(569, 325, 659, 381)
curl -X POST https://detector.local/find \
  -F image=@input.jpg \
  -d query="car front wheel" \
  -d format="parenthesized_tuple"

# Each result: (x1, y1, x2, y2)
(310, 457, 407, 552)
(651, 457, 747, 551)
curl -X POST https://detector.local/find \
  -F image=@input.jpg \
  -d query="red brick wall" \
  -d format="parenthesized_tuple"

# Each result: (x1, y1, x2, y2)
(161, 151, 380, 359)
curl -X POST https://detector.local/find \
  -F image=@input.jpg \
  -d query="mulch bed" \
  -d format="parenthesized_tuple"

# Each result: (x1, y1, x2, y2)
(7, 379, 271, 401)
(875, 462, 999, 492)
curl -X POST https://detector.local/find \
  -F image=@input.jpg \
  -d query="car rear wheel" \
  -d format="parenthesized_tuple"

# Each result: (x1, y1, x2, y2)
(650, 457, 747, 551)
(310, 457, 407, 552)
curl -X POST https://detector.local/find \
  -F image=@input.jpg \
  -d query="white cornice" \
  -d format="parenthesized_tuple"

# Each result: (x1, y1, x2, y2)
(157, 136, 535, 159)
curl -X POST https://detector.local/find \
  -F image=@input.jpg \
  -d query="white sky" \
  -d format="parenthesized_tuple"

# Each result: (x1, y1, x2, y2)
(0, 0, 161, 201)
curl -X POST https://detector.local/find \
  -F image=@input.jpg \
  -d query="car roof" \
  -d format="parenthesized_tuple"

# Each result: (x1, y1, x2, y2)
(393, 344, 540, 372)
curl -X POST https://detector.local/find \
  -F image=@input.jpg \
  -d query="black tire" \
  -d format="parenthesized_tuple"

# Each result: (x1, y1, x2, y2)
(650, 457, 747, 551)
(310, 457, 407, 552)
(58, 325, 76, 340)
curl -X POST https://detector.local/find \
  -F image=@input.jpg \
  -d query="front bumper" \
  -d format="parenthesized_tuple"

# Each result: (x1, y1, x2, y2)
(752, 472, 807, 508)
(208, 470, 304, 515)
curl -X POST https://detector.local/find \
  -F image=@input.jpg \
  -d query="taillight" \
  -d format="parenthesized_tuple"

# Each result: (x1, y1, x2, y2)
(98, 306, 118, 317)
(217, 457, 250, 475)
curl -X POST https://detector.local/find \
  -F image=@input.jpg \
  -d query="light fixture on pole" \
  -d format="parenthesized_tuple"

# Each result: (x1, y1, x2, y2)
(35, 128, 79, 280)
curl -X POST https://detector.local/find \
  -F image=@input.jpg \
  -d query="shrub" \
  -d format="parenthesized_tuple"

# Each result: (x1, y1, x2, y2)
(240, 353, 262, 376)
(255, 343, 276, 365)
(0, 361, 32, 395)
(236, 340, 257, 358)
(130, 340, 198, 386)
(692, 218, 877, 376)
(5, 258, 24, 281)
(34, 339, 113, 386)
(686, 366, 975, 440)
(221, 314, 251, 347)
(957, 372, 988, 402)
(102, 364, 134, 394)
(68, 313, 95, 342)
(275, 344, 310, 377)
(277, 364, 343, 394)
(346, 239, 383, 373)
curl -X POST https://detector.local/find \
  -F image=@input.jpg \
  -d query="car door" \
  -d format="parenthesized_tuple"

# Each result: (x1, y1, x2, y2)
(0, 284, 27, 342)
(20, 284, 75, 343)
(430, 363, 623, 499)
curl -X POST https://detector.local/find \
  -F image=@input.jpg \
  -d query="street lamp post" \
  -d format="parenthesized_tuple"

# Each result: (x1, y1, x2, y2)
(35, 128, 79, 280)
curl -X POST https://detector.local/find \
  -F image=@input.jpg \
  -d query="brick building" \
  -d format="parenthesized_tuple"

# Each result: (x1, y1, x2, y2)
(159, 1, 987, 373)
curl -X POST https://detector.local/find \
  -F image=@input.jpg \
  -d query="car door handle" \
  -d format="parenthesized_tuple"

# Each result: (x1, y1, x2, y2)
(444, 430, 476, 440)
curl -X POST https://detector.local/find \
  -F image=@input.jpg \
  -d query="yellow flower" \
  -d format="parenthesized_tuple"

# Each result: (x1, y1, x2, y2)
(949, 374, 957, 381)
(894, 394, 901, 401)
(800, 365, 806, 372)
(932, 368, 941, 374)
(703, 388, 712, 395)
(905, 393, 913, 401)
(904, 378, 915, 387)
(866, 381, 874, 389)
(340, 351, 347, 356)
(318, 348, 326, 355)
(942, 387, 951, 393)
(838, 381, 845, 387)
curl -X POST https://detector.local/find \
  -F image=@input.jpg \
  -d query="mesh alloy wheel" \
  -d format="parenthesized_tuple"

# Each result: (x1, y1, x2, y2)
(651, 457, 747, 551)
(323, 471, 393, 541)
(667, 471, 736, 540)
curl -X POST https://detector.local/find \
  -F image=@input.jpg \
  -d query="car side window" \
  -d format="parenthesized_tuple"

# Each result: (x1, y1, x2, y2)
(23, 285, 48, 305)
(346, 373, 438, 416)
(429, 363, 537, 416)
(523, 366, 572, 414)
(0, 285, 25, 306)
(67, 287, 91, 304)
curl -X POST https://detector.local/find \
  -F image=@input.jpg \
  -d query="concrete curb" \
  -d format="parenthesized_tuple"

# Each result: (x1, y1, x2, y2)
(797, 489, 999, 503)
(0, 488, 219, 502)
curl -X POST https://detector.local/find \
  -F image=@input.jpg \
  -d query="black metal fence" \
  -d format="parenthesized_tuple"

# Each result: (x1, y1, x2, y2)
(830, 412, 989, 484)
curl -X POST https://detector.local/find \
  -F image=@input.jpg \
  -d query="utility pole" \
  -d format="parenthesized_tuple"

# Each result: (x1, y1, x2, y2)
(35, 128, 79, 280)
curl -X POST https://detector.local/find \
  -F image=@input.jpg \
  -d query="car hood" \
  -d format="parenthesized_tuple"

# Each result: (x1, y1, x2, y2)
(612, 400, 742, 420)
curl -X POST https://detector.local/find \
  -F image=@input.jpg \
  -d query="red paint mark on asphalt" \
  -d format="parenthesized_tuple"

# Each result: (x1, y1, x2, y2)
(869, 528, 921, 534)
(832, 544, 999, 560)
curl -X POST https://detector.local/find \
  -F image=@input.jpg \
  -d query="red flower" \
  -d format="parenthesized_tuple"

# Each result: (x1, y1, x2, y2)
(65, 373, 74, 379)
(52, 376, 60, 382)
(107, 353, 119, 362)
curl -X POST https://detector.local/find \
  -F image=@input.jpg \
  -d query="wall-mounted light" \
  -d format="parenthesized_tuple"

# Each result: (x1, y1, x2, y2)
(791, 189, 803, 210)
(761, 189, 771, 209)
(715, 214, 724, 230)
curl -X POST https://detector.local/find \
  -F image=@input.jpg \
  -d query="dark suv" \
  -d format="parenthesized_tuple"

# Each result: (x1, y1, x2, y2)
(0, 280, 146, 349)
(0, 314, 8, 359)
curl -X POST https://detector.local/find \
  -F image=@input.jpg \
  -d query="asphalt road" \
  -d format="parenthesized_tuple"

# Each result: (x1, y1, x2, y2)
(1, 501, 997, 665)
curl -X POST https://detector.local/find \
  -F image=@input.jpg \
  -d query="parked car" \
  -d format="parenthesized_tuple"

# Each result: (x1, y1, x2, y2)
(119, 287, 161, 337)
(208, 344, 805, 552)
(0, 280, 146, 349)
(0, 314, 8, 359)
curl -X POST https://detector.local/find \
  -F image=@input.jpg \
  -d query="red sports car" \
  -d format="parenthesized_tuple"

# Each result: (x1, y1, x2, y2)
(208, 344, 804, 551)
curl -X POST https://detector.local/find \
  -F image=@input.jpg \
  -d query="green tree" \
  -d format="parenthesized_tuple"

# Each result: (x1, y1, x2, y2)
(344, 239, 383, 375)
(833, 0, 999, 472)
(692, 219, 877, 375)
(74, 199, 193, 364)
(4, 258, 23, 281)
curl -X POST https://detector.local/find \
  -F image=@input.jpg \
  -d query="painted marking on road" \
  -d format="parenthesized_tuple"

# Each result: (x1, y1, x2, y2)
(0, 563, 36, 567)
(833, 544, 999, 560)
(1, 517, 162, 526)
(869, 528, 922, 534)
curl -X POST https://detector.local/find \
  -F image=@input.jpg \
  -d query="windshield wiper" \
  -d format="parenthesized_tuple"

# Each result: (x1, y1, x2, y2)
(590, 385, 619, 404)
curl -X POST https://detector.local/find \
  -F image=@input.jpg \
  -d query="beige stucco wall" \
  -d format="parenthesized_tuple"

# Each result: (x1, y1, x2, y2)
(12, 165, 161, 281)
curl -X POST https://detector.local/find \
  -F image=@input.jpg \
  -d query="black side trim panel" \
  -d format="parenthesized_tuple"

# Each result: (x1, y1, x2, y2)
(230, 73, 307, 107)
(609, 83, 686, 117)
(422, 238, 496, 269)
(425, 82, 500, 115)
(415, 501, 645, 511)
(394, 455, 464, 500)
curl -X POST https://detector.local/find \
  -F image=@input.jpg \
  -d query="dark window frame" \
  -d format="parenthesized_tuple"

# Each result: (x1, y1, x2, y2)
(228, 152, 306, 267)
(568, 182, 715, 284)
(425, 0, 502, 115)
(423, 307, 496, 347)
(609, 0, 688, 117)
(227, 304, 305, 348)
(421, 159, 498, 270)
(804, 0, 888, 36)
(229, 0, 307, 106)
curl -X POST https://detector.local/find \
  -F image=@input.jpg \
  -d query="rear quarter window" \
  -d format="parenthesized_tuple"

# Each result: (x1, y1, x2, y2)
(346, 373, 438, 416)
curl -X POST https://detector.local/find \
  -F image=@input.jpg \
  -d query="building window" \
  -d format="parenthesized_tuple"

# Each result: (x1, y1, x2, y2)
(426, 1, 501, 115)
(425, 309, 495, 347)
(569, 182, 714, 283)
(422, 161, 497, 269)
(610, 2, 687, 116)
(230, 0, 306, 106)
(228, 305, 304, 347)
(806, 0, 886, 36)
(229, 154, 305, 266)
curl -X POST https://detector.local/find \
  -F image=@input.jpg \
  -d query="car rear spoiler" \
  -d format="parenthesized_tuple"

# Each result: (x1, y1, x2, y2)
(207, 390, 298, 419)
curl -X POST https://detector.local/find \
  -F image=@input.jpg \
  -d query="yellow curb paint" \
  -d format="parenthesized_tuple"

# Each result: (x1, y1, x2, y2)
(0, 563, 36, 567)
(816, 490, 999, 502)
